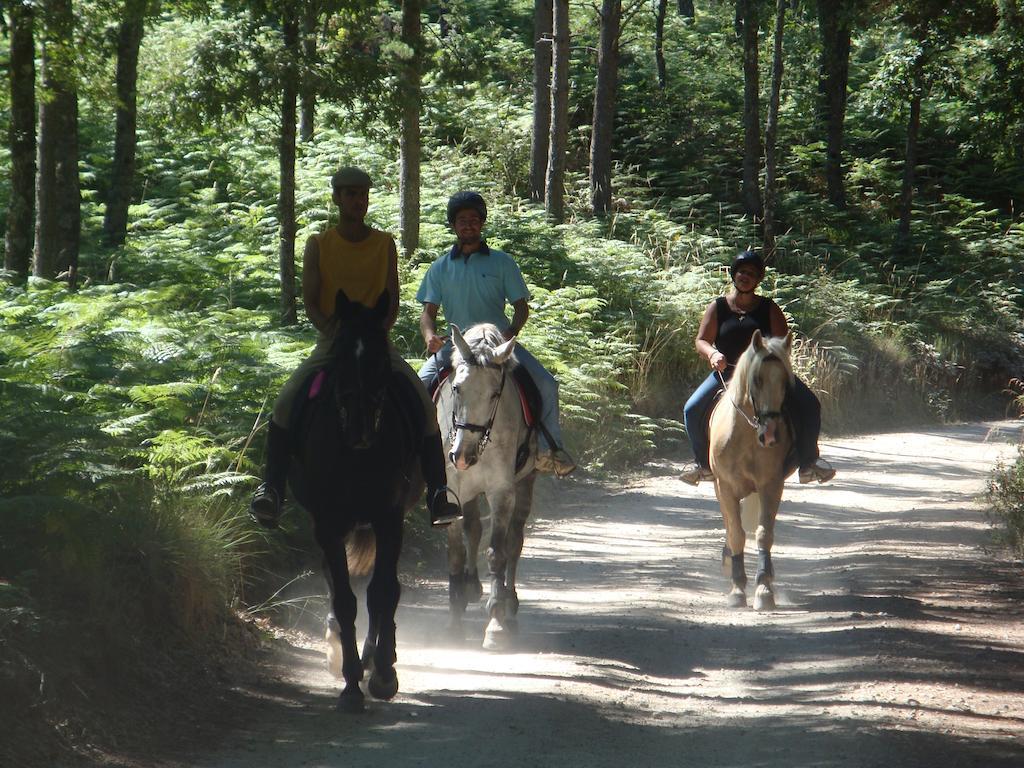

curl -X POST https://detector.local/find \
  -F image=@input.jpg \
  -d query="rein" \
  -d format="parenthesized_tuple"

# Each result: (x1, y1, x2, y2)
(449, 363, 507, 455)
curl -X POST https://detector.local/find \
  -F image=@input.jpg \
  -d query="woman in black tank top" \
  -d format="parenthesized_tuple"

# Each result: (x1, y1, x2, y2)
(679, 251, 835, 486)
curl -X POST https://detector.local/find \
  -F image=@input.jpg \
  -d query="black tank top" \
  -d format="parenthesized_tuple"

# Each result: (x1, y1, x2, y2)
(714, 295, 777, 365)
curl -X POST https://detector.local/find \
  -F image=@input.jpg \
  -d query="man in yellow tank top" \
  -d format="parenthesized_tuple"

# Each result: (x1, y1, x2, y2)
(249, 167, 461, 528)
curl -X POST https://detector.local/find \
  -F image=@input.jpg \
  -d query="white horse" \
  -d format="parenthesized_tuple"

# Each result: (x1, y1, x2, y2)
(437, 323, 538, 650)
(709, 330, 796, 611)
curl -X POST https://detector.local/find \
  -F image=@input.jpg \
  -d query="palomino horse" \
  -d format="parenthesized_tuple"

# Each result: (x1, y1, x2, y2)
(288, 290, 424, 712)
(709, 330, 796, 611)
(436, 323, 538, 649)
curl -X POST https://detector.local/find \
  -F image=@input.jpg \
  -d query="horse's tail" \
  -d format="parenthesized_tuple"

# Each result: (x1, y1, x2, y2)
(346, 526, 377, 577)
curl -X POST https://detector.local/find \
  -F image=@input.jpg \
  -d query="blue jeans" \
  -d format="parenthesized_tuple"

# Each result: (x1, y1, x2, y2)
(683, 370, 821, 469)
(419, 340, 564, 451)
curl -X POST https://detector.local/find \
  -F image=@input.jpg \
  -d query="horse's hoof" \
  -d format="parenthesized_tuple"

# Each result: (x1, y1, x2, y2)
(482, 618, 507, 651)
(336, 688, 365, 713)
(754, 586, 776, 612)
(368, 670, 399, 701)
(726, 590, 747, 608)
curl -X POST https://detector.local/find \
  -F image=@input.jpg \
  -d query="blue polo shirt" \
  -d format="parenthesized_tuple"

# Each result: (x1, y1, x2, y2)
(416, 242, 530, 331)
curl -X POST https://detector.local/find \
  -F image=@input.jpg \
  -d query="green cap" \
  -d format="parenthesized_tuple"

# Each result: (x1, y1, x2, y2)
(331, 166, 372, 189)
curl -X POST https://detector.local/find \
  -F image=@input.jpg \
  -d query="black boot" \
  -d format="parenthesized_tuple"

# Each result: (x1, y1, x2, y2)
(421, 432, 461, 527)
(249, 421, 290, 529)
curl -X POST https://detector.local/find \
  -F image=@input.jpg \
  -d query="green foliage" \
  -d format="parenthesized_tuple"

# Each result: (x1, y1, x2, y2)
(987, 384, 1024, 559)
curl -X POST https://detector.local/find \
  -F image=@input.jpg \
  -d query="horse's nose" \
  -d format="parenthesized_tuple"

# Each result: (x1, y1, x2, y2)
(450, 449, 476, 470)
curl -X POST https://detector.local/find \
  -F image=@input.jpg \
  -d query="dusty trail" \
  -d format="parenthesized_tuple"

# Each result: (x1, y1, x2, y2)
(185, 421, 1023, 767)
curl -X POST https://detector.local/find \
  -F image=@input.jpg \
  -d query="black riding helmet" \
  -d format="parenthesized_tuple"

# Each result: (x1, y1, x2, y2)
(447, 191, 487, 226)
(730, 249, 765, 280)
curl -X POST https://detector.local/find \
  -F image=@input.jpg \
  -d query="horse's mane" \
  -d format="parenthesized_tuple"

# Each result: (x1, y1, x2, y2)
(729, 333, 794, 402)
(451, 323, 519, 369)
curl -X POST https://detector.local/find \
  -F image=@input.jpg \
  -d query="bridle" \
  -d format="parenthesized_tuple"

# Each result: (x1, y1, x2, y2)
(716, 354, 786, 431)
(331, 332, 387, 450)
(448, 361, 507, 456)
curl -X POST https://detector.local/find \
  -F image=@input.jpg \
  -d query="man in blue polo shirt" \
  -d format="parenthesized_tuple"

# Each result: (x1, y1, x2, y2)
(416, 191, 576, 477)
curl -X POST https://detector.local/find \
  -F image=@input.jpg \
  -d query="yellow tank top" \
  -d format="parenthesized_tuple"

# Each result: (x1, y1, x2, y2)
(316, 227, 392, 317)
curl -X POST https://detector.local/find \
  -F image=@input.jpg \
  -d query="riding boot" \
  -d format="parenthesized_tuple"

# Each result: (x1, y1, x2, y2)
(249, 421, 290, 528)
(421, 432, 462, 527)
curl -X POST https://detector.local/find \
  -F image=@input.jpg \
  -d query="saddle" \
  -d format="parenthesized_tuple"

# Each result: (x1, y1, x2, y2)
(433, 365, 539, 473)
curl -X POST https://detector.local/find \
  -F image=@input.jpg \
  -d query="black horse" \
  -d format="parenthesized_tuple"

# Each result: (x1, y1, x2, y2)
(288, 289, 424, 713)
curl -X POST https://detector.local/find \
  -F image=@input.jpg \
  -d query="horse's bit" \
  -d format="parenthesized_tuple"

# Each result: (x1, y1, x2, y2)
(448, 363, 507, 456)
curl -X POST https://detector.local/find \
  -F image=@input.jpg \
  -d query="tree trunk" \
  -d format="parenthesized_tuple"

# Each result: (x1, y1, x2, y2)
(739, 0, 763, 220)
(896, 60, 923, 250)
(34, 0, 80, 288)
(545, 0, 570, 222)
(529, 0, 552, 202)
(34, 41, 57, 279)
(278, 5, 299, 325)
(762, 0, 786, 260)
(298, 0, 318, 142)
(398, 0, 422, 255)
(103, 0, 146, 247)
(590, 0, 621, 216)
(817, 0, 851, 209)
(678, 0, 695, 16)
(655, 0, 668, 89)
(4, 0, 36, 280)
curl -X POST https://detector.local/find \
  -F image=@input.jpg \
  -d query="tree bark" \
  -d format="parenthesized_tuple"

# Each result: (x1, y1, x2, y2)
(278, 4, 299, 325)
(529, 0, 552, 202)
(590, 0, 621, 216)
(103, 0, 146, 247)
(762, 0, 786, 260)
(34, 41, 57, 280)
(817, 0, 851, 209)
(896, 58, 923, 250)
(545, 0, 570, 222)
(678, 0, 695, 16)
(655, 0, 668, 89)
(4, 0, 36, 280)
(739, 0, 763, 220)
(34, 0, 80, 287)
(398, 0, 422, 255)
(298, 0, 318, 142)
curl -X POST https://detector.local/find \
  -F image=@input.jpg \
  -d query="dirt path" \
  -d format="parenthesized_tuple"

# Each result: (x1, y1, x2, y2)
(185, 421, 1023, 768)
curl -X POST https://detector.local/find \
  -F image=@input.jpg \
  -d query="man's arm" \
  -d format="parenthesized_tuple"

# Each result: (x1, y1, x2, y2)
(505, 297, 529, 340)
(302, 236, 332, 333)
(420, 302, 447, 353)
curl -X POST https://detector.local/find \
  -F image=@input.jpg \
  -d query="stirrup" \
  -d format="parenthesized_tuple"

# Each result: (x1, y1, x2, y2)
(679, 463, 714, 486)
(429, 487, 462, 527)
(799, 458, 835, 484)
(249, 482, 282, 528)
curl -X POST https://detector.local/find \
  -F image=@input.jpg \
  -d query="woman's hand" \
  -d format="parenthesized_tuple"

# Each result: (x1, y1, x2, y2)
(709, 351, 726, 372)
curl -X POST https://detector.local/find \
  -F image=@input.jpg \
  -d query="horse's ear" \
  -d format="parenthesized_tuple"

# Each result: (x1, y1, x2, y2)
(493, 337, 517, 365)
(783, 331, 794, 353)
(335, 288, 353, 320)
(452, 325, 473, 361)
(751, 329, 764, 350)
